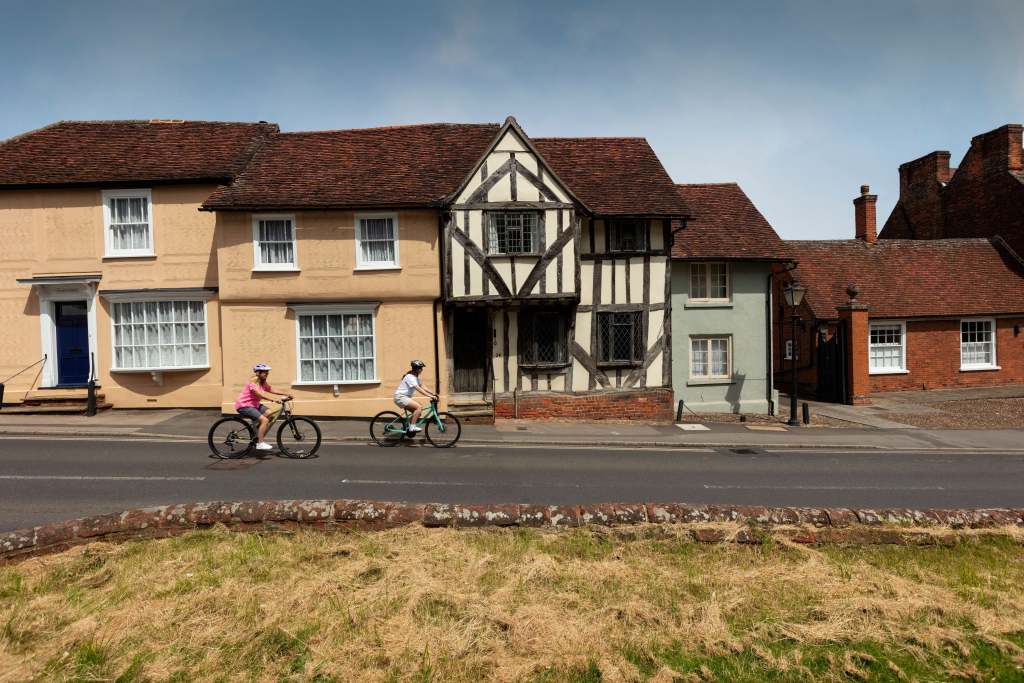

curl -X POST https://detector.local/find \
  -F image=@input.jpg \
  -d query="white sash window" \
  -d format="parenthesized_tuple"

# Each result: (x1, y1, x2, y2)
(355, 213, 400, 269)
(111, 300, 208, 370)
(103, 189, 154, 257)
(869, 322, 908, 373)
(961, 319, 998, 370)
(293, 307, 379, 385)
(252, 214, 298, 270)
(691, 337, 731, 379)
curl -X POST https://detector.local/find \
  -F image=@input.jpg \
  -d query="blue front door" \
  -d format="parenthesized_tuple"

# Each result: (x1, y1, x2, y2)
(56, 301, 90, 385)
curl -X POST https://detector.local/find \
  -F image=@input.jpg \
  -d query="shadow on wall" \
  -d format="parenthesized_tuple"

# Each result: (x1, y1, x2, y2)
(723, 371, 745, 414)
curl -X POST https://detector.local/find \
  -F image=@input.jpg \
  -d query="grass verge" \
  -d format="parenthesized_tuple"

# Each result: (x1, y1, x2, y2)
(2, 524, 1024, 682)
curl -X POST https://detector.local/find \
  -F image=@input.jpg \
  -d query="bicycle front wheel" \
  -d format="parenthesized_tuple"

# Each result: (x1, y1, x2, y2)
(209, 417, 255, 458)
(370, 411, 407, 447)
(425, 412, 461, 448)
(277, 417, 322, 458)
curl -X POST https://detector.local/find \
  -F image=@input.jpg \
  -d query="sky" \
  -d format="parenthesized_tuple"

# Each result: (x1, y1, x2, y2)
(2, 0, 1023, 240)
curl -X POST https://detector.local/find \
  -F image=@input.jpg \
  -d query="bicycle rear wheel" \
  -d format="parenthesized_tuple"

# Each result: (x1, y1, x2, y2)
(277, 417, 322, 458)
(370, 411, 407, 447)
(425, 412, 461, 448)
(209, 417, 255, 458)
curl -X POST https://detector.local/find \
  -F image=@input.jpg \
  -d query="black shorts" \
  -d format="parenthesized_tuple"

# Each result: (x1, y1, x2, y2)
(238, 405, 269, 421)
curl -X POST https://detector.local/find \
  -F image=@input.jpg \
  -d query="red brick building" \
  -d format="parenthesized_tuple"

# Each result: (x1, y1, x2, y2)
(775, 187, 1024, 404)
(878, 123, 1024, 255)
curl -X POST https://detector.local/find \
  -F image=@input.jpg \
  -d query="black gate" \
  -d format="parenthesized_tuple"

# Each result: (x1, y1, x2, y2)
(817, 322, 847, 404)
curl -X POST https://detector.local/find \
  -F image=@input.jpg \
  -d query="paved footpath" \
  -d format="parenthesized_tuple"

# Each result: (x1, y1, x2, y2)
(2, 408, 1024, 450)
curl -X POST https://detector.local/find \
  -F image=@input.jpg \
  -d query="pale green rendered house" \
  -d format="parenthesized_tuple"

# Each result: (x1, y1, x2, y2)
(671, 184, 791, 414)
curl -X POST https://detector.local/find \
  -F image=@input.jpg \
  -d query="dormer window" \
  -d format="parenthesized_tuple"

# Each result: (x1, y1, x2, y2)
(609, 219, 647, 252)
(489, 212, 538, 254)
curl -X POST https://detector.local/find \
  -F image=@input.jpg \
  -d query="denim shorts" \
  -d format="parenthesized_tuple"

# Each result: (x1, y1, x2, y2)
(238, 404, 269, 421)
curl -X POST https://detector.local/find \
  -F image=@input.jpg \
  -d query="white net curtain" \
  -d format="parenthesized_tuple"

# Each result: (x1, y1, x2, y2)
(112, 301, 207, 369)
(299, 314, 375, 382)
(359, 218, 396, 264)
(109, 197, 150, 251)
(258, 219, 295, 265)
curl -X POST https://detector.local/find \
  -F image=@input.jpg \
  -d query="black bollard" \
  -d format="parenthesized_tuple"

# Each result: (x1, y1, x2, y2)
(802, 402, 809, 425)
(87, 379, 96, 417)
(0, 382, 4, 411)
(676, 400, 684, 422)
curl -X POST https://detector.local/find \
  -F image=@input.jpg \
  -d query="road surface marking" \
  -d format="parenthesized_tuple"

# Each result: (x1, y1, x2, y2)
(704, 485, 944, 490)
(0, 476, 206, 481)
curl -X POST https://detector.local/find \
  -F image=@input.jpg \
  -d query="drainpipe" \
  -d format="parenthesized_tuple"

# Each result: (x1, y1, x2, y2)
(767, 262, 798, 415)
(433, 199, 446, 397)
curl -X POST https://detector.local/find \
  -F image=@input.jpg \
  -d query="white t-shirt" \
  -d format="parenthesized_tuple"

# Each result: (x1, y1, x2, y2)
(395, 373, 422, 398)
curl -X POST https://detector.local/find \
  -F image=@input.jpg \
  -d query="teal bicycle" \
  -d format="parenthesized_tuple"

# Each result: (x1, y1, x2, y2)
(370, 397, 461, 448)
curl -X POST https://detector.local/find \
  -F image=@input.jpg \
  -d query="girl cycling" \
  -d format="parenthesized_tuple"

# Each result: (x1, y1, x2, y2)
(235, 364, 294, 450)
(394, 360, 438, 433)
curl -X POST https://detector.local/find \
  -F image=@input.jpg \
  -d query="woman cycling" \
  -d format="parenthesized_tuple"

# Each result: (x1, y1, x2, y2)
(394, 360, 438, 433)
(234, 364, 294, 450)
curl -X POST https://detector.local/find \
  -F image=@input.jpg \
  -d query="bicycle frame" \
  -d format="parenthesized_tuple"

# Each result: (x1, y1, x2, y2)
(385, 400, 447, 435)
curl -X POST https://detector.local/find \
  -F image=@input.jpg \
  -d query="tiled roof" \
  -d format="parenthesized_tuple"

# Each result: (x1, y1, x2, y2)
(533, 137, 690, 216)
(204, 124, 501, 209)
(671, 183, 790, 261)
(0, 120, 278, 188)
(788, 238, 1024, 319)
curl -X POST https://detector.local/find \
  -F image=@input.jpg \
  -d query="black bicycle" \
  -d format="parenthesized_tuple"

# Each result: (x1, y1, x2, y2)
(208, 397, 322, 459)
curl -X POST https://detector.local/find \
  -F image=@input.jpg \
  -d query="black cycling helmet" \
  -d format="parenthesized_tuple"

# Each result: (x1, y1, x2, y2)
(411, 360, 426, 369)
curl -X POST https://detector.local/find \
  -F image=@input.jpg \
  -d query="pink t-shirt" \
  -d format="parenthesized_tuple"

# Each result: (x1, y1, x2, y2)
(235, 381, 271, 410)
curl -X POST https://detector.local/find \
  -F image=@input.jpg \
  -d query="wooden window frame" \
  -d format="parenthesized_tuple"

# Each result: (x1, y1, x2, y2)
(690, 335, 732, 380)
(489, 211, 539, 255)
(960, 318, 999, 371)
(596, 310, 644, 365)
(869, 321, 909, 374)
(608, 218, 648, 253)
(289, 303, 381, 386)
(102, 189, 154, 258)
(354, 212, 401, 270)
(252, 214, 299, 272)
(518, 310, 569, 367)
(689, 262, 730, 302)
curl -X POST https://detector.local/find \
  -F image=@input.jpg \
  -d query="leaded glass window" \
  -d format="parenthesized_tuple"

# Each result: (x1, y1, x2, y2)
(520, 312, 567, 365)
(112, 300, 207, 369)
(298, 313, 375, 382)
(598, 312, 644, 363)
(489, 212, 538, 254)
(609, 219, 647, 252)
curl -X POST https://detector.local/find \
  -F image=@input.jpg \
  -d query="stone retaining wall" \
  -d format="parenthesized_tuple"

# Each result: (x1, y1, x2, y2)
(3, 501, 1023, 565)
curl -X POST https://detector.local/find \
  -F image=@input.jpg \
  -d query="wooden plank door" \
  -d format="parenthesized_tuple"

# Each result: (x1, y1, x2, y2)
(453, 310, 488, 393)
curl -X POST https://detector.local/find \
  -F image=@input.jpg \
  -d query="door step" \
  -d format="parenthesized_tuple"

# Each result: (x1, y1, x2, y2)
(447, 400, 494, 424)
(2, 403, 114, 415)
(8, 389, 114, 414)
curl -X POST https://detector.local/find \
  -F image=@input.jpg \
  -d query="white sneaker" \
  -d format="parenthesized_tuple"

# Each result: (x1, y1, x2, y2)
(255, 442, 273, 450)
(408, 426, 422, 433)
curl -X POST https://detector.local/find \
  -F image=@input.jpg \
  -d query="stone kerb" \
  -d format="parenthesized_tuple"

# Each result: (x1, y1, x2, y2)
(2, 501, 1023, 565)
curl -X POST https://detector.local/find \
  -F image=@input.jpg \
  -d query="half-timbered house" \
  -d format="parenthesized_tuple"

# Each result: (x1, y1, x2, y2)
(441, 117, 689, 421)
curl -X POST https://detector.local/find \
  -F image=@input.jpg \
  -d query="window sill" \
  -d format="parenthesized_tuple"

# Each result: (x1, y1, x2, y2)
(960, 365, 1001, 372)
(110, 365, 210, 373)
(291, 380, 381, 386)
(103, 253, 156, 260)
(354, 265, 402, 271)
(518, 363, 570, 371)
(488, 253, 540, 258)
(597, 361, 642, 369)
(252, 267, 301, 272)
(684, 302, 733, 309)
(686, 379, 735, 386)
(869, 369, 910, 375)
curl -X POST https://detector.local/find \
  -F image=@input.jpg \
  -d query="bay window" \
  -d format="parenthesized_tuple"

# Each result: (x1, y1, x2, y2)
(111, 300, 208, 370)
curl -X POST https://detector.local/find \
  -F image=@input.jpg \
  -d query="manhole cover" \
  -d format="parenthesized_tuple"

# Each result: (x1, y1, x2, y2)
(715, 447, 777, 458)
(205, 458, 261, 470)
(517, 426, 528, 431)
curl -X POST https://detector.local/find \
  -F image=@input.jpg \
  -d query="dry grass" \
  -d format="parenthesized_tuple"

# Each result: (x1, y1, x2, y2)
(2, 525, 1024, 682)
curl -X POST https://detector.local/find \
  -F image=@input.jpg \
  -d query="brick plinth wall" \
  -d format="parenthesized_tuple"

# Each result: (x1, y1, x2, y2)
(493, 388, 674, 421)
(4, 501, 1024, 565)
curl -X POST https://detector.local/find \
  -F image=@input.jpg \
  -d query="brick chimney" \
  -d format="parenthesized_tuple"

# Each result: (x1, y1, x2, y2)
(975, 124, 1023, 176)
(854, 185, 877, 242)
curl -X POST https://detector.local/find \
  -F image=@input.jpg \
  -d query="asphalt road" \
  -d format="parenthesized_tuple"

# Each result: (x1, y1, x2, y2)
(2, 434, 1024, 533)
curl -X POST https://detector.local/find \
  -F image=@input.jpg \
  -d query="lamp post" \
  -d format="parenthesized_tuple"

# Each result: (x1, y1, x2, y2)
(782, 278, 807, 426)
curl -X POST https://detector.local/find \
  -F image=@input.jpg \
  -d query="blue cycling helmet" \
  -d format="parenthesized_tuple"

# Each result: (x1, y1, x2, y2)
(253, 363, 272, 372)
